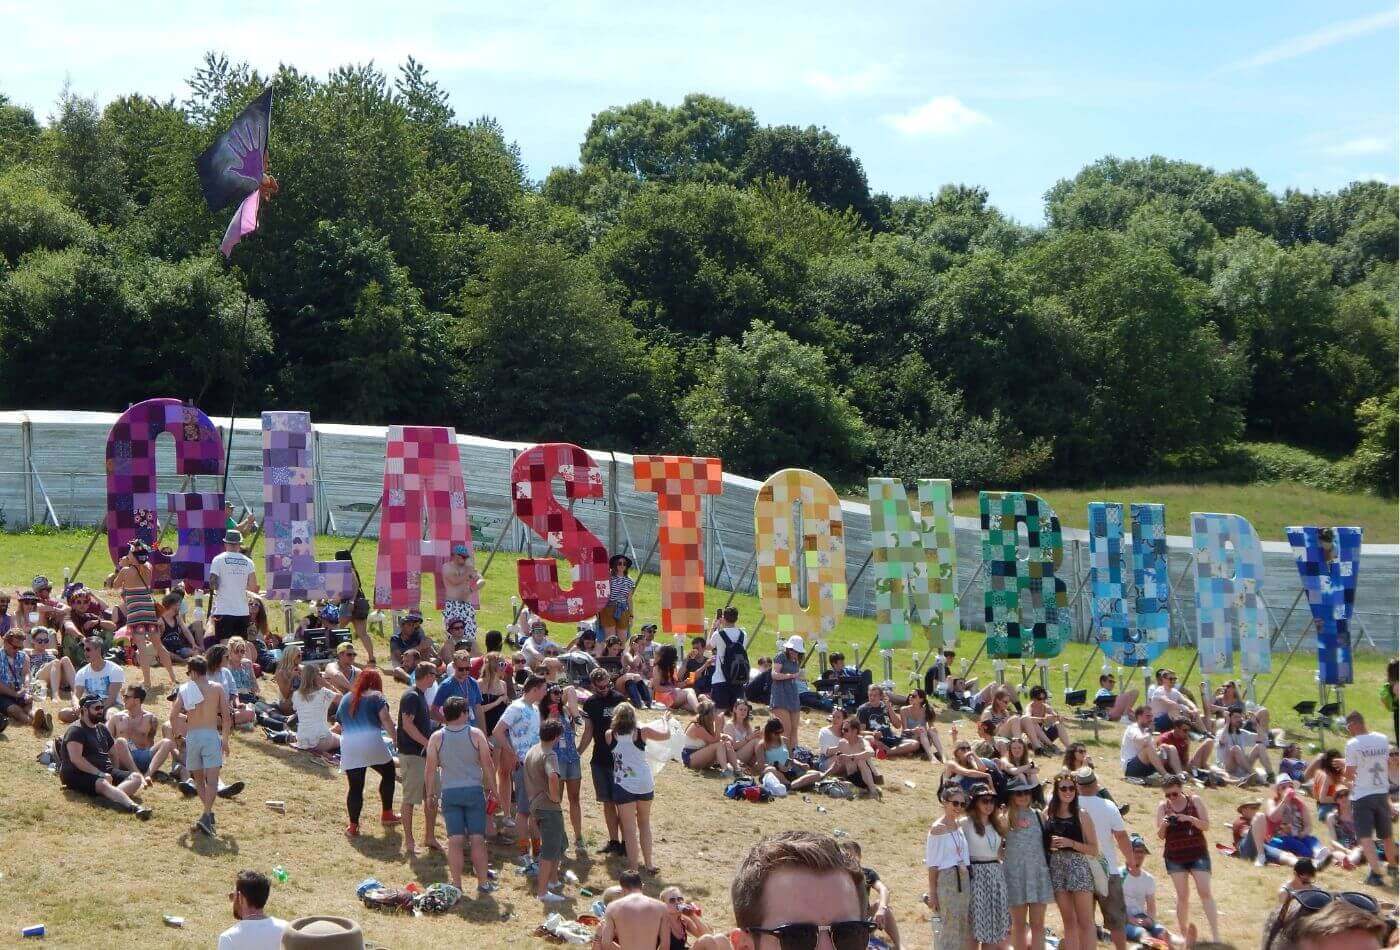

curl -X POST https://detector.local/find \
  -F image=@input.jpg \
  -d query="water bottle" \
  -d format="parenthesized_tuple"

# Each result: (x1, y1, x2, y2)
(272, 865, 288, 884)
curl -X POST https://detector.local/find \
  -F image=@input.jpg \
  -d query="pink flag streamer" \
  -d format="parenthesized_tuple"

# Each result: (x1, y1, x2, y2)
(220, 189, 261, 258)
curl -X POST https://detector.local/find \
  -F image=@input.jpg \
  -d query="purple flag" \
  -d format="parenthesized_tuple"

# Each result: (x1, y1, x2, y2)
(195, 88, 272, 212)
(219, 189, 261, 258)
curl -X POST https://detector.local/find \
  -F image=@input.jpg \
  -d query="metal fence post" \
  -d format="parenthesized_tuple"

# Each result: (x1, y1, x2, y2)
(608, 453, 621, 558)
(21, 419, 34, 527)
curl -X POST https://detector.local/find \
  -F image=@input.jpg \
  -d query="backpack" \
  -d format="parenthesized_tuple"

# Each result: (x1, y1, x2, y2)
(718, 628, 750, 684)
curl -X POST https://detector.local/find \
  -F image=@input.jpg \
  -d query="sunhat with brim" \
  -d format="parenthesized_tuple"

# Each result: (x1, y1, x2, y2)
(783, 635, 806, 654)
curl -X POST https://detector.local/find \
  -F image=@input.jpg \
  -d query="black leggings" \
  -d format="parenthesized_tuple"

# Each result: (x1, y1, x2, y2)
(345, 762, 395, 824)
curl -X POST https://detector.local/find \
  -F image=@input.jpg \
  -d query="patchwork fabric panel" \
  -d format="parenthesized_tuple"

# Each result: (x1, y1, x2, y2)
(373, 426, 473, 610)
(167, 491, 228, 588)
(867, 478, 958, 649)
(633, 455, 723, 634)
(979, 492, 1069, 659)
(1285, 526, 1361, 685)
(1190, 512, 1268, 675)
(1087, 502, 1169, 667)
(105, 397, 225, 589)
(754, 469, 847, 646)
(262, 412, 355, 601)
(512, 443, 609, 622)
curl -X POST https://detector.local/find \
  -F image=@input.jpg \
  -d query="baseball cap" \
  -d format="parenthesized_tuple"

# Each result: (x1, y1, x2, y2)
(335, 642, 357, 656)
(79, 694, 105, 710)
(31, 575, 50, 590)
(1274, 774, 1295, 787)
(402, 609, 423, 623)
(451, 543, 470, 556)
(1129, 834, 1149, 853)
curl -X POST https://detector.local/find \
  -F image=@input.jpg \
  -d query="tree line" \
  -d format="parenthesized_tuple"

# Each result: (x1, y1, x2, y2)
(0, 55, 1394, 494)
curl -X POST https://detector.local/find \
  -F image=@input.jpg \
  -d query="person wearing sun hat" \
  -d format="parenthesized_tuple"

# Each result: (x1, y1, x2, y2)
(769, 635, 805, 744)
(279, 915, 365, 949)
(600, 553, 635, 639)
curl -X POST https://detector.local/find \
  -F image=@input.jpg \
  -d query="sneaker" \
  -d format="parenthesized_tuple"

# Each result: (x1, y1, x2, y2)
(178, 779, 198, 798)
(540, 891, 568, 904)
(345, 823, 360, 838)
(380, 810, 402, 826)
(1255, 854, 1268, 868)
(601, 839, 624, 855)
(1363, 872, 1385, 886)
(1314, 850, 1334, 871)
(195, 813, 215, 836)
(216, 781, 245, 799)
(131, 805, 153, 821)
(476, 882, 499, 896)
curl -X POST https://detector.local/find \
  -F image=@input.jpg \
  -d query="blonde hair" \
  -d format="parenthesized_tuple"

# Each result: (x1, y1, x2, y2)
(297, 662, 321, 700)
(610, 701, 638, 735)
(275, 645, 303, 693)
(479, 651, 505, 692)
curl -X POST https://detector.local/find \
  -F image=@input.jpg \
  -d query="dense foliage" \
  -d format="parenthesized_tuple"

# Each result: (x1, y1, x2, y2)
(0, 57, 1394, 492)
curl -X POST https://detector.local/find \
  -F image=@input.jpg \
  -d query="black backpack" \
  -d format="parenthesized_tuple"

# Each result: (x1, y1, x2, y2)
(718, 628, 749, 684)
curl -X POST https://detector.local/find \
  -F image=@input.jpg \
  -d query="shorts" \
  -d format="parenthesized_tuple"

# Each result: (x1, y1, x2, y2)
(1124, 756, 1156, 779)
(612, 786, 653, 806)
(555, 756, 582, 783)
(1095, 873, 1127, 931)
(400, 754, 426, 806)
(1126, 920, 1168, 942)
(535, 808, 566, 861)
(1268, 835, 1320, 858)
(1152, 713, 1174, 732)
(130, 746, 154, 773)
(1353, 793, 1393, 840)
(1044, 723, 1060, 741)
(213, 615, 249, 642)
(0, 694, 28, 716)
(681, 747, 698, 767)
(600, 603, 632, 632)
(591, 761, 615, 803)
(1164, 854, 1210, 874)
(512, 763, 529, 816)
(443, 601, 478, 647)
(62, 766, 133, 795)
(710, 681, 739, 712)
(440, 785, 487, 837)
(1237, 834, 1288, 864)
(185, 727, 224, 771)
(654, 687, 676, 707)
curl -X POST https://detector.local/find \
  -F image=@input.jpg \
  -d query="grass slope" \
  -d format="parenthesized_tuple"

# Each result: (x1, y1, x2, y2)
(0, 530, 1392, 947)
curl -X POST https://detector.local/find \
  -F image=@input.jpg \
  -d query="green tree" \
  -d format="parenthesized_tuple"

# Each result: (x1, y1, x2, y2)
(1348, 389, 1399, 495)
(42, 89, 131, 227)
(738, 124, 874, 222)
(580, 94, 757, 182)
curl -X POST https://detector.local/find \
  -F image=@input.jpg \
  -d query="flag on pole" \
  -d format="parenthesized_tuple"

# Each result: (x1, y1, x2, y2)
(195, 88, 274, 257)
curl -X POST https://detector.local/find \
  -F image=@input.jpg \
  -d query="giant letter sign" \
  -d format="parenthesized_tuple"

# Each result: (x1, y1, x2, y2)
(754, 469, 846, 645)
(105, 397, 225, 589)
(868, 478, 958, 649)
(512, 443, 609, 622)
(262, 412, 355, 601)
(633, 455, 723, 635)
(979, 492, 1069, 659)
(1087, 502, 1169, 667)
(1286, 526, 1361, 685)
(1190, 512, 1267, 674)
(373, 426, 473, 610)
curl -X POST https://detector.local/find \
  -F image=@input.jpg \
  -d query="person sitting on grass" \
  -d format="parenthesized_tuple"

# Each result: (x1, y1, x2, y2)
(109, 683, 174, 781)
(521, 620, 564, 679)
(322, 642, 362, 694)
(723, 698, 764, 769)
(758, 716, 823, 794)
(1156, 716, 1218, 780)
(1304, 747, 1346, 820)
(59, 693, 152, 819)
(1095, 672, 1139, 722)
(207, 644, 257, 728)
(839, 839, 901, 950)
(1024, 684, 1069, 753)
(898, 687, 946, 761)
(291, 663, 341, 754)
(59, 637, 124, 725)
(659, 885, 714, 950)
(682, 697, 744, 775)
(24, 625, 72, 703)
(1122, 833, 1177, 948)
(1231, 800, 1298, 868)
(157, 592, 199, 661)
(389, 610, 436, 670)
(1148, 669, 1207, 734)
(1321, 786, 1374, 871)
(1277, 742, 1308, 782)
(1000, 737, 1041, 796)
(1207, 680, 1272, 745)
(855, 684, 921, 760)
(944, 737, 998, 797)
(821, 714, 883, 796)
(1251, 776, 1329, 867)
(650, 644, 700, 713)
(1120, 705, 1177, 784)
(0, 625, 37, 731)
(973, 718, 1008, 760)
(1217, 704, 1273, 786)
(224, 637, 260, 705)
(270, 644, 302, 715)
(595, 869, 668, 950)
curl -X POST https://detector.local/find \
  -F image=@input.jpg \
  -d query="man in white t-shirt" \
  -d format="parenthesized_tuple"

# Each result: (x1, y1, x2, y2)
(59, 637, 126, 724)
(1120, 705, 1174, 782)
(1075, 767, 1132, 950)
(218, 870, 286, 950)
(707, 606, 748, 713)
(1122, 835, 1173, 945)
(208, 531, 259, 645)
(1343, 711, 1396, 886)
(1148, 669, 1203, 732)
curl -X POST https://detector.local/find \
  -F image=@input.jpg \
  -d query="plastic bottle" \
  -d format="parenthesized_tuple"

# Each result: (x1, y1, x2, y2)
(272, 866, 288, 884)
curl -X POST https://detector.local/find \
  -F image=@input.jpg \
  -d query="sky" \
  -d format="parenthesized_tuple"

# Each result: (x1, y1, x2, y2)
(3, 0, 1397, 223)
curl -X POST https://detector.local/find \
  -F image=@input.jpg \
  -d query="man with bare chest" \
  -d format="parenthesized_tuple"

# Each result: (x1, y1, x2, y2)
(595, 870, 667, 950)
(441, 545, 485, 656)
(109, 684, 174, 781)
(170, 654, 231, 836)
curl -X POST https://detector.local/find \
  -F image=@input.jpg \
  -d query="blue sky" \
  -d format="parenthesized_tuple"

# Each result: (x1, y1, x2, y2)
(3, 0, 1396, 222)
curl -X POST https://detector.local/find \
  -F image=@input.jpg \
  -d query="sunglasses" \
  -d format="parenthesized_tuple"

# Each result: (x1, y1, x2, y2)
(1287, 887, 1379, 915)
(746, 920, 875, 950)
(454, 665, 471, 673)
(945, 798, 967, 808)
(1057, 785, 1077, 793)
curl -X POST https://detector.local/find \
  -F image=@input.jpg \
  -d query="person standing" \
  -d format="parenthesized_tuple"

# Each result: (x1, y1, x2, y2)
(169, 654, 230, 836)
(579, 668, 627, 855)
(769, 636, 804, 745)
(493, 674, 547, 866)
(963, 783, 1011, 949)
(423, 695, 498, 897)
(1343, 710, 1397, 886)
(600, 554, 635, 639)
(1155, 775, 1219, 944)
(336, 669, 399, 838)
(396, 661, 438, 856)
(430, 649, 483, 730)
(706, 606, 748, 714)
(1074, 767, 1131, 950)
(607, 701, 672, 876)
(1003, 776, 1054, 950)
(1046, 770, 1100, 950)
(441, 544, 486, 655)
(524, 718, 570, 904)
(208, 530, 259, 647)
(924, 785, 973, 950)
(218, 870, 287, 950)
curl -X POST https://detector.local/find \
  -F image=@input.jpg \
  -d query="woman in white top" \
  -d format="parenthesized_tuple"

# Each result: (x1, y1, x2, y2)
(815, 706, 847, 771)
(291, 663, 340, 753)
(682, 698, 743, 774)
(722, 698, 763, 768)
(606, 702, 672, 876)
(962, 783, 1011, 948)
(925, 785, 973, 950)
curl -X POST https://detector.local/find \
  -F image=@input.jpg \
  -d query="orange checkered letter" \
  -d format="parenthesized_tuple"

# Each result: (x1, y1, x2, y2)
(633, 456, 724, 634)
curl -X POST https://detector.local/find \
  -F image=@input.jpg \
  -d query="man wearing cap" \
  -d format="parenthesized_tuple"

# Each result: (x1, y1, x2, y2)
(208, 530, 260, 647)
(441, 544, 486, 656)
(1343, 710, 1396, 886)
(224, 501, 257, 537)
(1075, 767, 1132, 950)
(0, 625, 36, 729)
(30, 575, 65, 617)
(1122, 834, 1175, 947)
(521, 620, 563, 678)
(61, 693, 152, 819)
(389, 611, 437, 671)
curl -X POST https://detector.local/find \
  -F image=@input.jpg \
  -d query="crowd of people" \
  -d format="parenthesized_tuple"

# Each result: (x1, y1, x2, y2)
(2, 533, 1397, 949)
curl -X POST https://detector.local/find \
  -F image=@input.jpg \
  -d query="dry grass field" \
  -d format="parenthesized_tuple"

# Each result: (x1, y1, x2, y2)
(0, 533, 1393, 947)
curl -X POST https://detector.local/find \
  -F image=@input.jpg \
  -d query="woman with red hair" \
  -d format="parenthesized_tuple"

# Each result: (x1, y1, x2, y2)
(335, 668, 399, 837)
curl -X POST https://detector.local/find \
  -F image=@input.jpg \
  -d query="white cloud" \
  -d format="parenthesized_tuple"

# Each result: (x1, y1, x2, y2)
(1224, 8, 1398, 71)
(803, 64, 892, 98)
(1354, 170, 1399, 185)
(1322, 136, 1392, 157)
(882, 95, 989, 137)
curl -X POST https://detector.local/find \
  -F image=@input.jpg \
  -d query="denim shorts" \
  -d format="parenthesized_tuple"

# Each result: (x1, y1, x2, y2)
(440, 785, 486, 837)
(1164, 854, 1211, 873)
